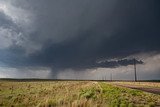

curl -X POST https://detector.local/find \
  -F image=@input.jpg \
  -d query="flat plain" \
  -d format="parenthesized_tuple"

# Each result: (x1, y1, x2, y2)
(0, 80, 160, 107)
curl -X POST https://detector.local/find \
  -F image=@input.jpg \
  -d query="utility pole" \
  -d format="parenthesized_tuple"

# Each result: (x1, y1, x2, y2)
(110, 72, 112, 81)
(133, 58, 137, 82)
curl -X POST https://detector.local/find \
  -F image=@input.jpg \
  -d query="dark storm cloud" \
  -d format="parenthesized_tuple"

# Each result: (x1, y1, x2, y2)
(0, 12, 12, 27)
(28, 36, 144, 71)
(0, 0, 160, 74)
(29, 0, 160, 70)
(0, 8, 23, 31)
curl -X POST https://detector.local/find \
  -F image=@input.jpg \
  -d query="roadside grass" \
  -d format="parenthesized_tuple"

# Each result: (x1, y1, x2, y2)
(0, 81, 160, 107)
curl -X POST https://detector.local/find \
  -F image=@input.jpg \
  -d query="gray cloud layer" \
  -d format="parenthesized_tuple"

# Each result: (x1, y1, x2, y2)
(0, 0, 160, 79)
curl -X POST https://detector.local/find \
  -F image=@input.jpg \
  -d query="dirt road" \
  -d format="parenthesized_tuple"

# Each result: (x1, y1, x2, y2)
(114, 83, 160, 95)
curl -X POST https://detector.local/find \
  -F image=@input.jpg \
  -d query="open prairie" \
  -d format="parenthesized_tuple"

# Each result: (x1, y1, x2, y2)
(0, 81, 160, 107)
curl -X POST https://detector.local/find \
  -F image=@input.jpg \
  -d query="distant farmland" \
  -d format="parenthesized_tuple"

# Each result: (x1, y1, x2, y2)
(0, 80, 160, 107)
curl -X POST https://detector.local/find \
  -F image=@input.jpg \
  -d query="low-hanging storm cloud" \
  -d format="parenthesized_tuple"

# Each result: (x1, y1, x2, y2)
(0, 0, 160, 79)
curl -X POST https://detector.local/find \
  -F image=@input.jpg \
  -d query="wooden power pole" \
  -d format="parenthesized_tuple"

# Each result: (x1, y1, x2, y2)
(110, 72, 112, 81)
(133, 58, 137, 82)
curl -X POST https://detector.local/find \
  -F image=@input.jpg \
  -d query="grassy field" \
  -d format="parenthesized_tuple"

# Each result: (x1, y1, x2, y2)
(0, 81, 160, 107)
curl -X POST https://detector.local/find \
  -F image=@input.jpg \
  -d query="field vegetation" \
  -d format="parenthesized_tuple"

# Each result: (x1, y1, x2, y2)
(0, 81, 160, 107)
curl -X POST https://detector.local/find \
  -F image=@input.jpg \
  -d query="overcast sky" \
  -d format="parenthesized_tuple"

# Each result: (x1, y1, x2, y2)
(0, 0, 160, 80)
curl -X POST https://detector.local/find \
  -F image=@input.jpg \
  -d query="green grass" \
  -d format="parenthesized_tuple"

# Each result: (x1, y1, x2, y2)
(0, 81, 160, 107)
